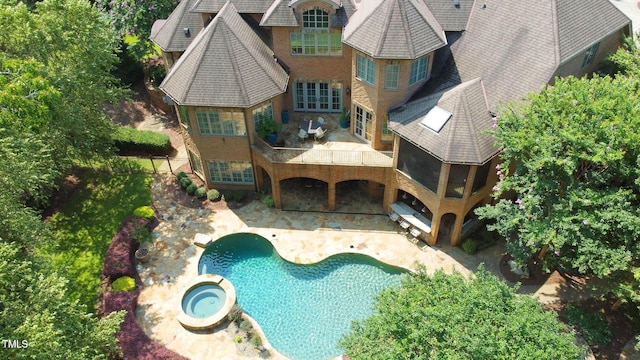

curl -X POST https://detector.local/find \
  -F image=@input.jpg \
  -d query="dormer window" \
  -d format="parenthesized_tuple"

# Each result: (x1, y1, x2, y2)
(303, 9, 329, 29)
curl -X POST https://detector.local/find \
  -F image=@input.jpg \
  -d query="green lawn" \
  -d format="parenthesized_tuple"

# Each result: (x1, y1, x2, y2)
(45, 168, 152, 312)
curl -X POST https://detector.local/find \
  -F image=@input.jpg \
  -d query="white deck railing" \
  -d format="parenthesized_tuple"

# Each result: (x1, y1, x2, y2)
(253, 139, 393, 167)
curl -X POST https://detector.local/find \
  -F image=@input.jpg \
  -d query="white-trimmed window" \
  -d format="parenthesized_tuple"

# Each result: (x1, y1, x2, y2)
(294, 81, 342, 112)
(207, 160, 254, 184)
(409, 56, 428, 85)
(357, 54, 376, 85)
(303, 9, 328, 29)
(385, 63, 399, 89)
(381, 114, 393, 142)
(188, 150, 203, 177)
(252, 102, 274, 128)
(291, 33, 341, 56)
(290, 9, 341, 56)
(195, 109, 246, 136)
(582, 42, 599, 68)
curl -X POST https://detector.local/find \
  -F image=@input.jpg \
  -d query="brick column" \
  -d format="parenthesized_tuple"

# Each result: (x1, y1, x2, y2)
(328, 182, 336, 211)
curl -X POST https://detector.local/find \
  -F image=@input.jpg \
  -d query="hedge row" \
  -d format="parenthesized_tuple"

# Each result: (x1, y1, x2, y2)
(100, 215, 186, 360)
(113, 126, 172, 155)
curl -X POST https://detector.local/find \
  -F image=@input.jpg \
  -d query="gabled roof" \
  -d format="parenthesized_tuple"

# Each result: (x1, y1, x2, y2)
(389, 79, 497, 164)
(422, 0, 473, 31)
(189, 0, 272, 14)
(447, 0, 629, 111)
(289, 0, 341, 9)
(343, 0, 446, 59)
(149, 0, 203, 52)
(160, 1, 289, 107)
(556, 0, 630, 61)
(260, 0, 299, 27)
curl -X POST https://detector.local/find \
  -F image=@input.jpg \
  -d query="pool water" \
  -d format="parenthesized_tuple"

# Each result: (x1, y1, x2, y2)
(198, 233, 406, 360)
(182, 284, 226, 319)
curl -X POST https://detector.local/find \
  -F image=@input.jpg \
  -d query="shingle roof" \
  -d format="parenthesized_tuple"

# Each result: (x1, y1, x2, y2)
(190, 0, 272, 14)
(447, 0, 630, 111)
(260, 0, 299, 27)
(149, 0, 204, 52)
(556, 0, 631, 61)
(160, 1, 289, 107)
(343, 0, 447, 59)
(389, 78, 497, 164)
(422, 0, 473, 31)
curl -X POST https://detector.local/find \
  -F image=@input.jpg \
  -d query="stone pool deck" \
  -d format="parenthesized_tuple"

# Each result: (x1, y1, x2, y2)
(136, 177, 582, 360)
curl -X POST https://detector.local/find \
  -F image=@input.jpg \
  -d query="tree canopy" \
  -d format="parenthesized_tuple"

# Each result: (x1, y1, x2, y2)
(0, 0, 126, 357)
(476, 71, 640, 303)
(340, 267, 583, 360)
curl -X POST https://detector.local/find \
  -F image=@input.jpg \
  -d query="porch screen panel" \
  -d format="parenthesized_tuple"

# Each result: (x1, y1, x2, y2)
(397, 139, 440, 193)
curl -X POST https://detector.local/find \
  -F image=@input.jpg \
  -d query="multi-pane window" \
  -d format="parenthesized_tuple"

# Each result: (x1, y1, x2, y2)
(357, 54, 376, 85)
(381, 114, 393, 142)
(290, 33, 342, 56)
(294, 81, 342, 112)
(208, 160, 254, 184)
(195, 109, 246, 136)
(409, 56, 428, 85)
(188, 150, 203, 177)
(582, 42, 600, 68)
(290, 9, 341, 56)
(385, 64, 399, 89)
(252, 102, 274, 128)
(302, 9, 329, 29)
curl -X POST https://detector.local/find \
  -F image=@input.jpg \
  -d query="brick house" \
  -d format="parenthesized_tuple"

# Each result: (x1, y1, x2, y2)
(151, 0, 631, 246)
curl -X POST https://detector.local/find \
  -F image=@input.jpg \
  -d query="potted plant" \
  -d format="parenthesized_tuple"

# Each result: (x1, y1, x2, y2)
(339, 107, 350, 129)
(255, 116, 280, 144)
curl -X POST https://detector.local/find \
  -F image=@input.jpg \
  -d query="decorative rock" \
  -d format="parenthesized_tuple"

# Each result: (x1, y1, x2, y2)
(194, 233, 212, 248)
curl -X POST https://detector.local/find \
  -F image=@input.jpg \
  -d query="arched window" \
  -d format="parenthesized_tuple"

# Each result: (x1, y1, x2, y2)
(303, 9, 329, 29)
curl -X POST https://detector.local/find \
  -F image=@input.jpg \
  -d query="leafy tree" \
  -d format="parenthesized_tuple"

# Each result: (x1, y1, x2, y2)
(0, 0, 123, 175)
(97, 0, 177, 56)
(340, 266, 583, 359)
(476, 74, 640, 304)
(0, 242, 125, 359)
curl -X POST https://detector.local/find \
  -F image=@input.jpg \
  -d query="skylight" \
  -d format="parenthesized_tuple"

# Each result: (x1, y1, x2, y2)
(420, 106, 452, 133)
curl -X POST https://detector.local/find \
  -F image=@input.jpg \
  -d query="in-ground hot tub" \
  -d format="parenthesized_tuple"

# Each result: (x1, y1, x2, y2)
(177, 274, 236, 330)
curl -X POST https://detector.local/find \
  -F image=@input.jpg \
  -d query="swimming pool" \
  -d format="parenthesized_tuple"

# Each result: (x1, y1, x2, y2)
(198, 233, 406, 360)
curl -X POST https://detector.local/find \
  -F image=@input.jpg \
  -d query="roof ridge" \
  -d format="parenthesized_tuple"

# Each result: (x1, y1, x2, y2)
(376, 0, 394, 57)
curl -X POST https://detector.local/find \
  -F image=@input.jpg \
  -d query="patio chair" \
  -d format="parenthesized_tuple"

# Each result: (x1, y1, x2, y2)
(399, 220, 410, 233)
(317, 117, 325, 126)
(314, 127, 326, 141)
(298, 128, 308, 142)
(389, 212, 400, 222)
(410, 227, 421, 238)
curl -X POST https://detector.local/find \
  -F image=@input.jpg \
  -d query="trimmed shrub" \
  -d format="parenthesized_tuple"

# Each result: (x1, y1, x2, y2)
(186, 183, 197, 195)
(221, 190, 234, 202)
(462, 238, 478, 255)
(207, 189, 220, 201)
(250, 335, 263, 347)
(233, 190, 246, 202)
(262, 195, 274, 208)
(112, 276, 136, 292)
(112, 126, 172, 155)
(228, 305, 243, 323)
(179, 177, 192, 190)
(132, 226, 152, 244)
(195, 187, 207, 199)
(234, 335, 242, 343)
(176, 171, 187, 180)
(239, 320, 253, 332)
(133, 205, 155, 220)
